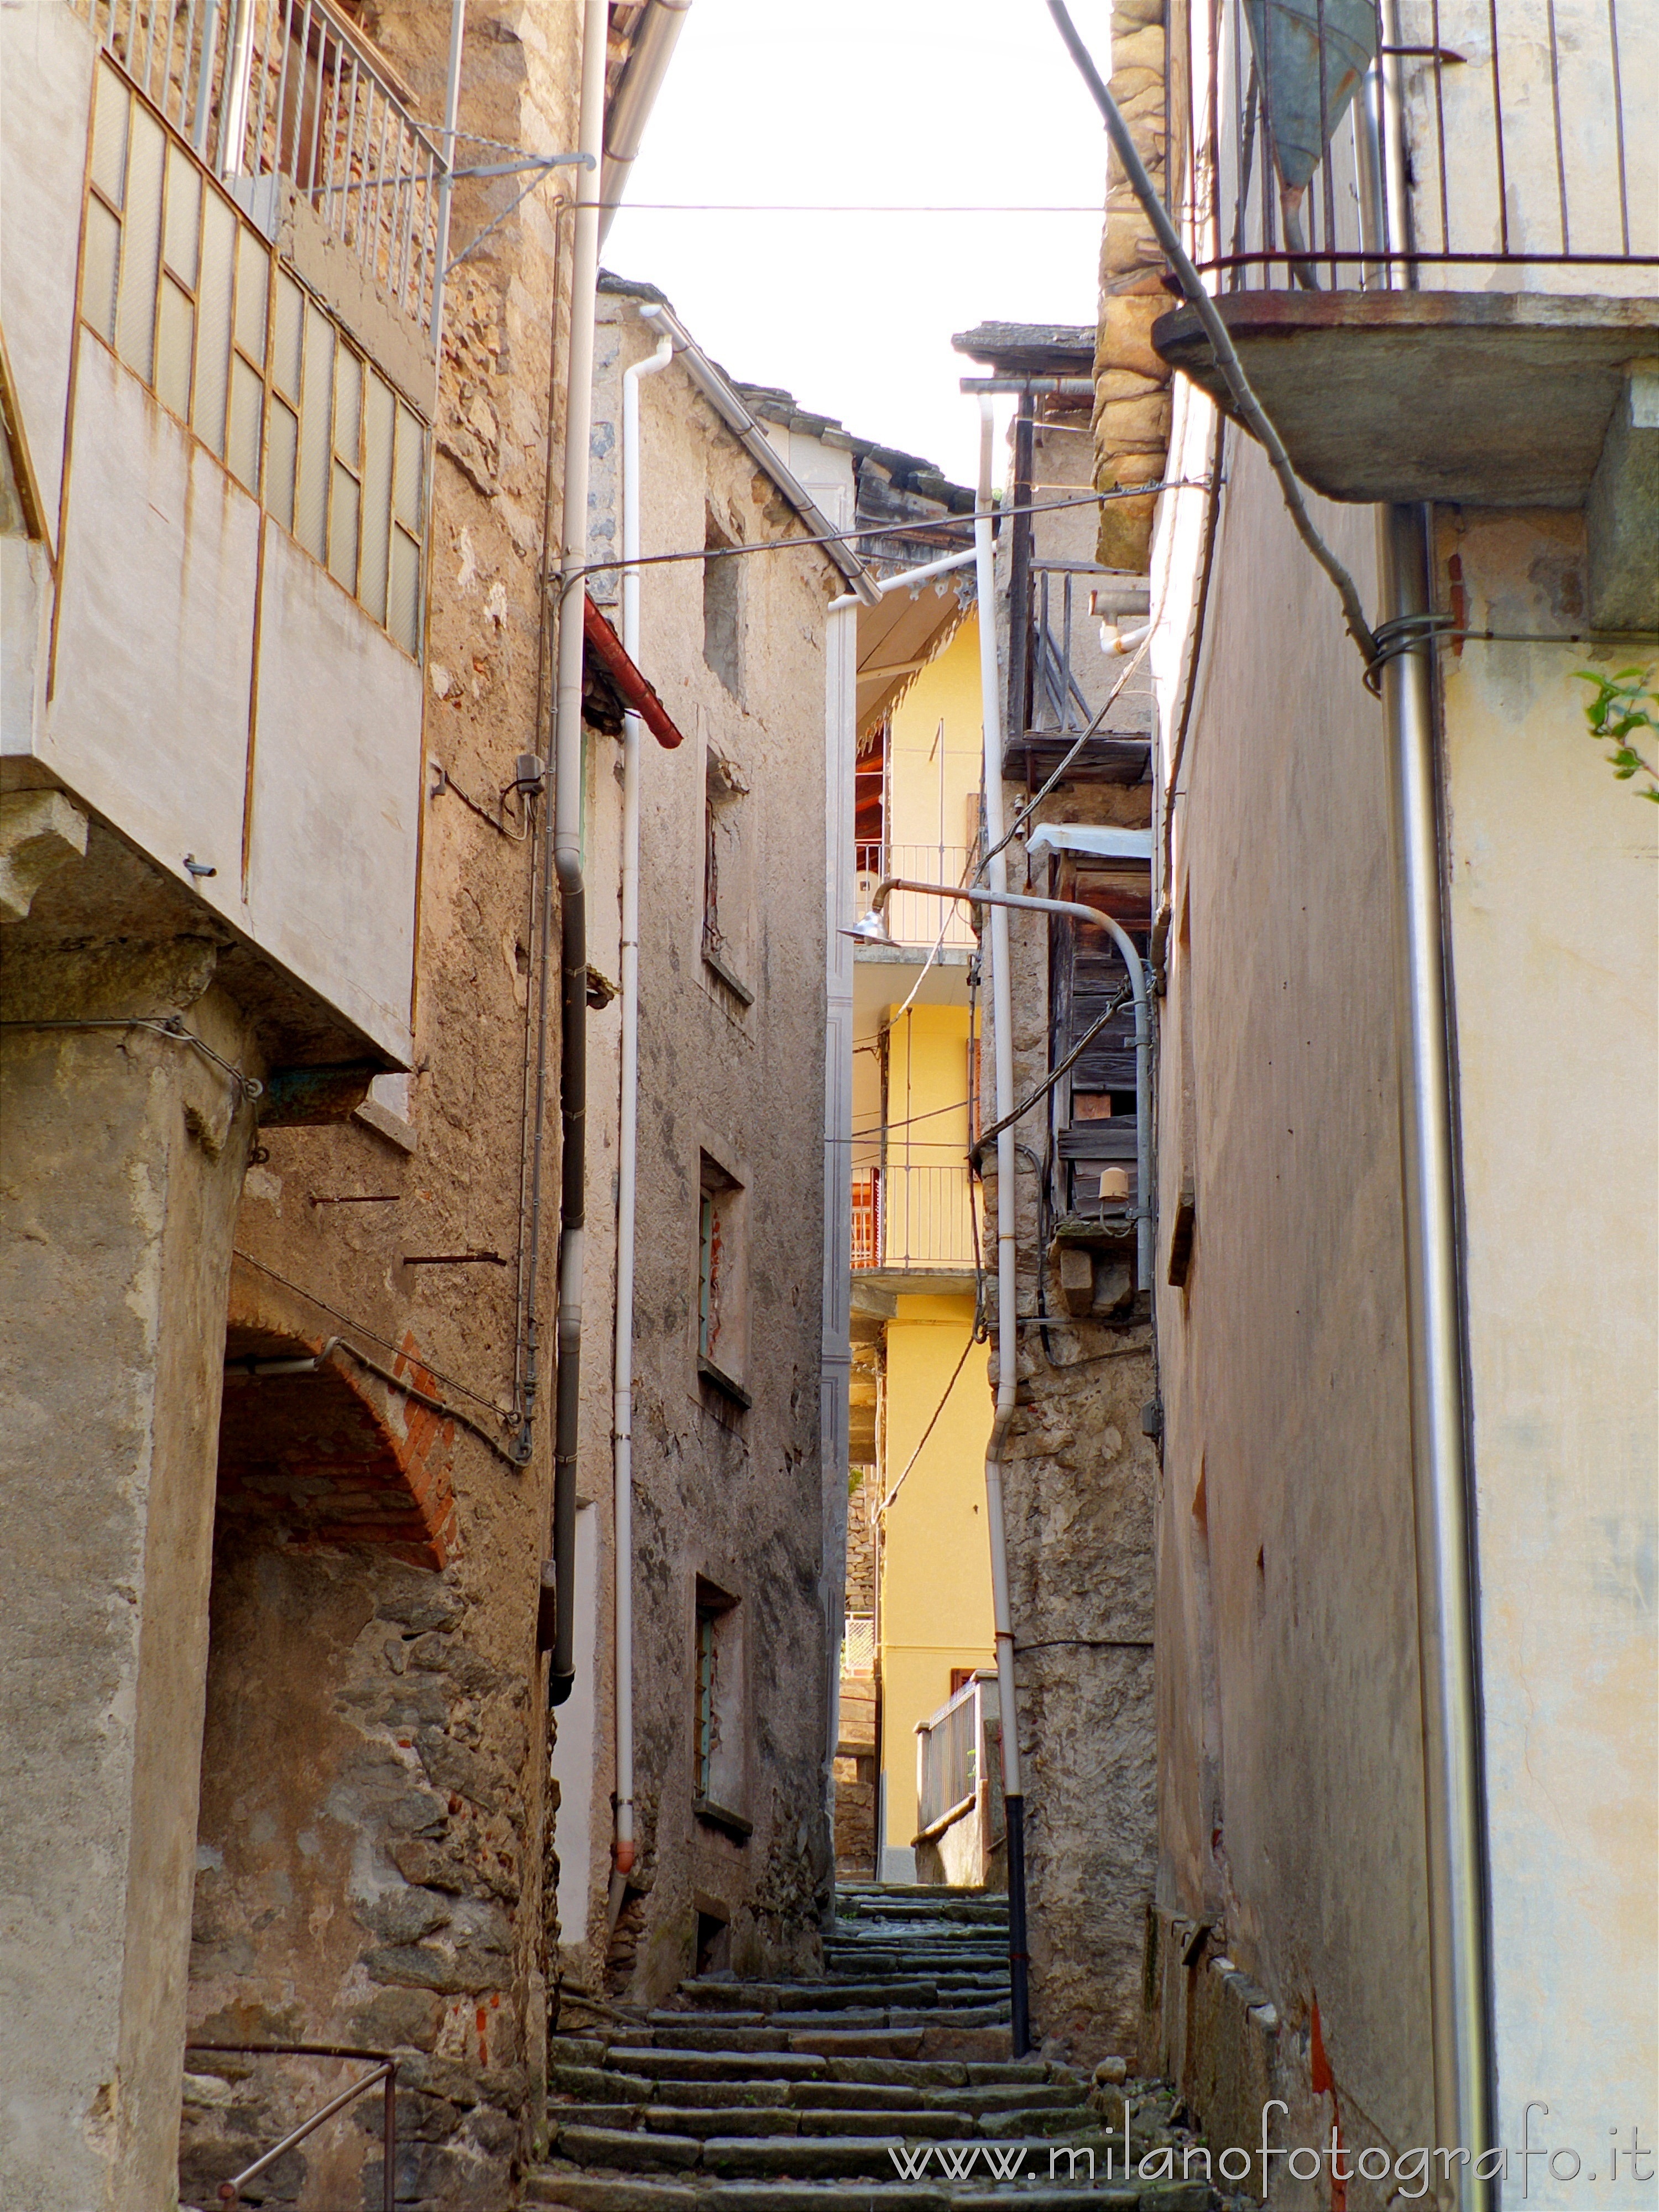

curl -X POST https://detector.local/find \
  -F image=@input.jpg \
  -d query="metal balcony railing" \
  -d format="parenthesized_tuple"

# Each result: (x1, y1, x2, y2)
(850, 1164, 977, 1274)
(855, 844, 977, 949)
(75, 0, 446, 335)
(915, 1672, 1003, 1853)
(1184, 0, 1653, 293)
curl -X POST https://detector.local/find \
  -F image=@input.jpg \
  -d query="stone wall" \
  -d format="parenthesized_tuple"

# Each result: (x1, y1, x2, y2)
(1093, 0, 1173, 572)
(171, 0, 585, 2197)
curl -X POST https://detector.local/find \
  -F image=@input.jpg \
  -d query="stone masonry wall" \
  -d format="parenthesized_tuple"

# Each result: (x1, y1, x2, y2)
(1093, 0, 1173, 572)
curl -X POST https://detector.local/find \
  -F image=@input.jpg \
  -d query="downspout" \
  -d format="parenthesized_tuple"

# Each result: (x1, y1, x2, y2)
(1360, 23, 1495, 2188)
(1377, 505, 1495, 2210)
(973, 397, 1031, 2058)
(546, 0, 608, 1712)
(428, 0, 468, 349)
(611, 325, 674, 1877)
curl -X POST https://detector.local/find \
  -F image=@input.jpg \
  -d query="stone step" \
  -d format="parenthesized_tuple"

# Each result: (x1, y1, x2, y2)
(638, 2081, 797, 2112)
(559, 2128, 704, 2172)
(606, 2049, 832, 2084)
(682, 1981, 946, 2012)
(700, 2138, 911, 2180)
(793, 2110, 967, 2141)
(784, 2028, 927, 2060)
(921, 2084, 1087, 2115)
(527, 2173, 1207, 2212)
(649, 2025, 797, 2053)
(783, 2081, 931, 2114)
(555, 2065, 657, 2104)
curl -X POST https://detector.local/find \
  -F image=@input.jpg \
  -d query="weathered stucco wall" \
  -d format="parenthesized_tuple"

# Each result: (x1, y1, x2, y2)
(1436, 510, 1657, 2194)
(1150, 429, 1434, 2184)
(562, 293, 837, 2006)
(0, 943, 260, 2212)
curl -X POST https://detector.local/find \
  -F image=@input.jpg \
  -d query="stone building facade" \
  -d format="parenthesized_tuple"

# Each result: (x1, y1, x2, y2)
(0, 6, 848, 2209)
(951, 322, 1161, 2068)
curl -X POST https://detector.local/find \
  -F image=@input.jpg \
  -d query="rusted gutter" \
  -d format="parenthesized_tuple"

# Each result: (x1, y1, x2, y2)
(583, 594, 686, 749)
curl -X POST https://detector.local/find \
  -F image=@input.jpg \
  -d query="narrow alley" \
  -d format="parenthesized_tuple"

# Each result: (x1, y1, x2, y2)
(1, 0, 1653, 2209)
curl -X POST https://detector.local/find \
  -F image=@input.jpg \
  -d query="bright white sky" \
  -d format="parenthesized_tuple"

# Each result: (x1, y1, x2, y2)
(604, 0, 1117, 493)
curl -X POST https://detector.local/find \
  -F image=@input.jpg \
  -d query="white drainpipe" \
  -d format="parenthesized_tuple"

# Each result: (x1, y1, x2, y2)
(611, 322, 674, 1884)
(973, 397, 1030, 2056)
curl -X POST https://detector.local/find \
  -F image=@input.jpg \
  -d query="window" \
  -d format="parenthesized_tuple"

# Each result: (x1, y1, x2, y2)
(696, 1154, 748, 1401)
(693, 1580, 749, 1835)
(701, 744, 752, 1001)
(702, 510, 741, 695)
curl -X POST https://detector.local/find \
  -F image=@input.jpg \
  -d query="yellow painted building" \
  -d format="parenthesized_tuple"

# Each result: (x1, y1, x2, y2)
(849, 611, 997, 1879)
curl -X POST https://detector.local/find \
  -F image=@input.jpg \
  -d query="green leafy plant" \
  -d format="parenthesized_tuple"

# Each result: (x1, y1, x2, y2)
(1573, 665, 1659, 803)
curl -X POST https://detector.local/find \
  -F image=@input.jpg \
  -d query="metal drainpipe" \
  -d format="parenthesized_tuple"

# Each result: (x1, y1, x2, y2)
(610, 325, 675, 1872)
(546, 0, 607, 1712)
(428, 0, 468, 348)
(1360, 17, 1495, 2187)
(1378, 506, 1496, 2205)
(973, 397, 1031, 2057)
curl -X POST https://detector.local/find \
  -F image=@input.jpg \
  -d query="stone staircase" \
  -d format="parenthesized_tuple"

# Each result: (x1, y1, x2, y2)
(529, 1886, 1213, 2212)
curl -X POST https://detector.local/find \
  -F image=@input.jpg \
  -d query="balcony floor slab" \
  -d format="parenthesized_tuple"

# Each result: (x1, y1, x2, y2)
(1152, 290, 1659, 509)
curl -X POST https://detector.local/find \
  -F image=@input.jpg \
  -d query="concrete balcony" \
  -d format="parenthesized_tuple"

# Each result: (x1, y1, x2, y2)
(1154, 0, 1658, 624)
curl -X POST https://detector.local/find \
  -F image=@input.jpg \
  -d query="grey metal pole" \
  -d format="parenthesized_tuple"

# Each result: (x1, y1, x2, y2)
(1376, 504, 1496, 2208)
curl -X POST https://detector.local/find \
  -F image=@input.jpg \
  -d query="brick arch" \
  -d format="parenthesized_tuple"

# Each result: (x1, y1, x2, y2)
(220, 1283, 458, 1567)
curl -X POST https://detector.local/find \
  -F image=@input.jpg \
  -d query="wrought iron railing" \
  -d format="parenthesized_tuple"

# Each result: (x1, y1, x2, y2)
(73, 0, 446, 334)
(855, 843, 977, 948)
(850, 1164, 977, 1274)
(182, 2041, 395, 2209)
(1182, 0, 1653, 293)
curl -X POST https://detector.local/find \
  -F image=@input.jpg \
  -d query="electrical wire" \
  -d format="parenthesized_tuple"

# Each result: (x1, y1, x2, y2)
(554, 484, 1212, 593)
(972, 984, 1133, 1160)
(1, 1015, 264, 1104)
(231, 1250, 513, 1427)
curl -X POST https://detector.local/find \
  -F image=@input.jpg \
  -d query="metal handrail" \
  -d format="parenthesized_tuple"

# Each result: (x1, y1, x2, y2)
(183, 2042, 396, 2210)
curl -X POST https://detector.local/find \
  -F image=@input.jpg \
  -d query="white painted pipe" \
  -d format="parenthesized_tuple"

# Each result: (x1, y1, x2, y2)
(828, 547, 977, 613)
(429, 0, 469, 347)
(871, 876, 1152, 1289)
(545, 0, 608, 1712)
(611, 324, 674, 1881)
(973, 397, 1030, 2053)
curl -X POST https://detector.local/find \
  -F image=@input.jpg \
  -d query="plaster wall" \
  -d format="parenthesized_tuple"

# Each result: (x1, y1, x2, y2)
(878, 1294, 997, 1856)
(1149, 432, 1433, 2179)
(0, 0, 93, 530)
(0, 950, 259, 2212)
(885, 620, 983, 868)
(41, 338, 420, 1061)
(1434, 510, 1657, 2192)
